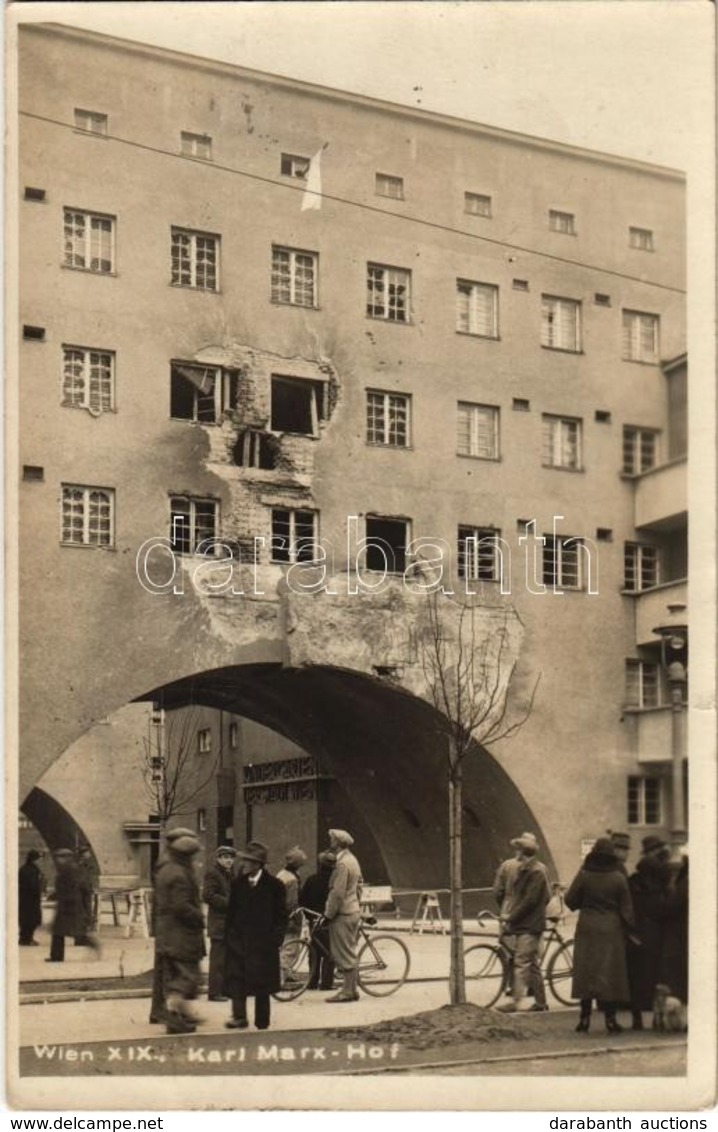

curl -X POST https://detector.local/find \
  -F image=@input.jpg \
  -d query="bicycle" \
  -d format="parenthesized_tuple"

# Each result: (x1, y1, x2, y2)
(274, 907, 411, 1001)
(462, 909, 575, 1008)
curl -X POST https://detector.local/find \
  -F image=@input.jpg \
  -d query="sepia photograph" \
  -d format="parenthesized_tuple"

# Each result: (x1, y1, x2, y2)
(5, 0, 716, 1116)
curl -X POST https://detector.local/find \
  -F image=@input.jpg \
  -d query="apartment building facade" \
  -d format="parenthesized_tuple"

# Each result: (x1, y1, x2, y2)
(17, 23, 687, 887)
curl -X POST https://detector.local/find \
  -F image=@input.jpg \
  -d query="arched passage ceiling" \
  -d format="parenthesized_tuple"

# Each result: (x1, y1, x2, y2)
(139, 663, 552, 889)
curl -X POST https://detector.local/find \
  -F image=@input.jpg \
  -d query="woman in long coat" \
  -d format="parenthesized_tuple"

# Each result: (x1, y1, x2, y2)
(47, 849, 85, 962)
(19, 849, 44, 945)
(658, 852, 688, 1004)
(223, 841, 288, 1031)
(565, 837, 634, 1033)
(626, 842, 671, 1028)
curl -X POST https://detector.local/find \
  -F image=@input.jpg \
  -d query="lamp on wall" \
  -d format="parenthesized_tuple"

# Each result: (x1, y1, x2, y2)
(651, 602, 688, 854)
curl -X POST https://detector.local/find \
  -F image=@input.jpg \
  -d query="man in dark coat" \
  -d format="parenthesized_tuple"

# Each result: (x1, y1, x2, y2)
(626, 834, 671, 1029)
(154, 832, 206, 1034)
(299, 850, 336, 990)
(496, 832, 550, 1013)
(74, 847, 98, 946)
(223, 841, 288, 1031)
(149, 826, 196, 1024)
(47, 849, 84, 962)
(658, 847, 688, 1004)
(201, 845, 236, 1001)
(19, 849, 44, 945)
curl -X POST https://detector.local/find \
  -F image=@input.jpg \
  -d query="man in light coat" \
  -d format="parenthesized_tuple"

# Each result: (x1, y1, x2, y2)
(324, 829, 363, 1003)
(496, 832, 551, 1013)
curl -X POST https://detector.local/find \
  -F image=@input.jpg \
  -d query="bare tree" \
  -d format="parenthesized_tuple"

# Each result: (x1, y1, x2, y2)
(142, 703, 220, 838)
(419, 589, 539, 1005)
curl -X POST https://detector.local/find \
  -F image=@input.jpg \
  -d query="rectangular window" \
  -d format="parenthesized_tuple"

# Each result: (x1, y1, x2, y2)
(62, 346, 115, 414)
(271, 246, 317, 308)
(549, 209, 576, 235)
(464, 192, 492, 217)
(375, 173, 404, 199)
(622, 310, 659, 363)
(365, 516, 409, 575)
(181, 131, 212, 160)
(64, 208, 115, 273)
(624, 544, 660, 592)
(197, 808, 207, 833)
(541, 295, 581, 352)
(171, 227, 219, 291)
(271, 375, 326, 435)
(457, 402, 499, 460)
(627, 776, 662, 825)
(366, 263, 410, 323)
(170, 496, 218, 555)
(74, 109, 108, 135)
(366, 390, 411, 447)
(280, 153, 310, 179)
(456, 280, 499, 338)
(629, 226, 654, 251)
(229, 722, 239, 749)
(271, 508, 318, 564)
(457, 525, 501, 582)
(623, 426, 659, 474)
(170, 362, 238, 423)
(198, 729, 212, 754)
(625, 659, 662, 708)
(542, 414, 582, 470)
(543, 535, 585, 590)
(61, 485, 114, 547)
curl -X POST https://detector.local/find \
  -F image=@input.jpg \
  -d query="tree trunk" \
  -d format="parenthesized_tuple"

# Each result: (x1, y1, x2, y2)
(448, 743, 466, 1004)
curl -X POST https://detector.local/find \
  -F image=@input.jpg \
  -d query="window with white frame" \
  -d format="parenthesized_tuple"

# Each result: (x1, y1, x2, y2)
(229, 722, 239, 748)
(629, 226, 654, 251)
(170, 362, 238, 423)
(457, 525, 501, 582)
(623, 426, 659, 474)
(62, 346, 115, 414)
(170, 496, 218, 555)
(74, 109, 108, 135)
(64, 208, 115, 273)
(271, 246, 317, 308)
(280, 153, 310, 179)
(622, 310, 659, 363)
(624, 659, 662, 708)
(543, 534, 585, 590)
(61, 485, 114, 547)
(542, 414, 582, 470)
(270, 508, 318, 564)
(375, 173, 404, 200)
(457, 402, 499, 460)
(464, 192, 492, 217)
(456, 280, 499, 338)
(365, 515, 409, 575)
(271, 375, 326, 435)
(541, 295, 581, 351)
(624, 543, 660, 592)
(548, 209, 576, 235)
(627, 775, 662, 825)
(171, 227, 219, 291)
(198, 729, 212, 754)
(366, 264, 410, 323)
(366, 390, 410, 447)
(181, 132, 212, 160)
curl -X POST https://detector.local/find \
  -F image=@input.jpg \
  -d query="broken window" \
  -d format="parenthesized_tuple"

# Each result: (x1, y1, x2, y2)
(181, 132, 212, 160)
(61, 485, 114, 547)
(366, 263, 410, 322)
(169, 496, 218, 555)
(365, 515, 409, 574)
(271, 508, 318, 564)
(270, 375, 325, 435)
(63, 346, 115, 414)
(171, 227, 219, 291)
(280, 153, 310, 179)
(170, 362, 238, 422)
(457, 525, 502, 582)
(64, 208, 115, 273)
(271, 246, 317, 307)
(233, 430, 277, 470)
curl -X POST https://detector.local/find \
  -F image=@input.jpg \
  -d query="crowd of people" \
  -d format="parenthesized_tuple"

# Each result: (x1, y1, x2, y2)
(18, 845, 100, 959)
(492, 829, 689, 1033)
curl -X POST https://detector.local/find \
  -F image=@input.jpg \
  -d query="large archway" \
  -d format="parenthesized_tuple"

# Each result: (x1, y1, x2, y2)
(21, 787, 99, 871)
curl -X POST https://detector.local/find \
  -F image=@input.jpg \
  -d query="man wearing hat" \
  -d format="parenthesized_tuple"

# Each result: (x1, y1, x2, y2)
(153, 830, 206, 1034)
(276, 846, 308, 982)
(496, 833, 551, 1013)
(223, 841, 288, 1030)
(201, 846, 237, 1001)
(609, 831, 632, 876)
(149, 827, 196, 1024)
(324, 830, 363, 1003)
(46, 849, 86, 962)
(19, 848, 44, 946)
(300, 850, 337, 990)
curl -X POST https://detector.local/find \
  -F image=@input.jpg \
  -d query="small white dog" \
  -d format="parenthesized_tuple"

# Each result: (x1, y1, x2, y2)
(652, 984, 687, 1032)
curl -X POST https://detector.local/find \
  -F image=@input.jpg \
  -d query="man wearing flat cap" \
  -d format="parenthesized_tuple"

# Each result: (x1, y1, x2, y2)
(276, 846, 309, 984)
(496, 832, 550, 1013)
(149, 827, 199, 1025)
(201, 846, 237, 1001)
(153, 832, 206, 1034)
(608, 831, 632, 877)
(324, 829, 363, 1003)
(223, 841, 288, 1030)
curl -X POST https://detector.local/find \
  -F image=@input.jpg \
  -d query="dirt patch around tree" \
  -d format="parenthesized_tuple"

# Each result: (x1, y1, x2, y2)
(328, 1003, 543, 1050)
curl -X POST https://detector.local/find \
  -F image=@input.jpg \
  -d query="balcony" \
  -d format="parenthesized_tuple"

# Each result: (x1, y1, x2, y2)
(634, 458, 687, 530)
(624, 707, 674, 765)
(635, 579, 688, 646)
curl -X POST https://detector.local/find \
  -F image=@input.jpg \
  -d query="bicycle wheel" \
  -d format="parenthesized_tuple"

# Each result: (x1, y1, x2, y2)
(273, 938, 314, 1002)
(463, 944, 507, 1008)
(357, 934, 410, 997)
(547, 939, 576, 1006)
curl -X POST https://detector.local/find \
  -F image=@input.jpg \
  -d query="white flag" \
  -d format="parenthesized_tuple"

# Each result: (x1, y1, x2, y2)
(301, 148, 323, 211)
